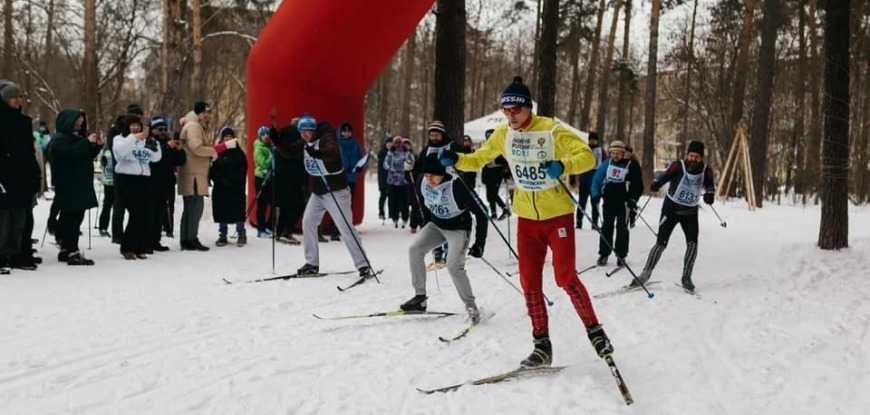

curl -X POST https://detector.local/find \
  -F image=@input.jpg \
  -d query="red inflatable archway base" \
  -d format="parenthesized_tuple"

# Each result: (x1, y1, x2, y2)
(245, 0, 434, 225)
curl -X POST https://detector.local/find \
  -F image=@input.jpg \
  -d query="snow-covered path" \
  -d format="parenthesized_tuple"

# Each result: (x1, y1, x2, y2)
(2, 180, 868, 414)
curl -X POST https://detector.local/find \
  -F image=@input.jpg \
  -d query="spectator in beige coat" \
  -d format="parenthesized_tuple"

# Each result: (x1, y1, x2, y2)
(178, 101, 215, 251)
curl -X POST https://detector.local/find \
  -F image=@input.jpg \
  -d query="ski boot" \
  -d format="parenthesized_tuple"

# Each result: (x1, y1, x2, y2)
(681, 275, 695, 292)
(297, 263, 319, 277)
(358, 266, 376, 280)
(215, 235, 228, 247)
(466, 304, 481, 325)
(616, 257, 627, 267)
(587, 324, 613, 358)
(57, 250, 70, 262)
(399, 295, 428, 312)
(596, 255, 608, 266)
(520, 336, 552, 368)
(628, 269, 651, 288)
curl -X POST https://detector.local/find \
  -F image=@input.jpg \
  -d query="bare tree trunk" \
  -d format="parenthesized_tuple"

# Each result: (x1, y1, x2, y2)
(818, 0, 850, 249)
(400, 30, 417, 134)
(747, 0, 781, 208)
(532, 0, 543, 87)
(792, 3, 808, 198)
(859, 31, 870, 203)
(39, 0, 55, 123)
(615, 0, 632, 141)
(726, 0, 758, 150)
(580, 0, 606, 130)
(2, 0, 12, 78)
(806, 0, 823, 197)
(537, 0, 559, 117)
(595, 0, 623, 135)
(82, 0, 98, 127)
(566, 19, 583, 125)
(679, 0, 699, 156)
(191, 0, 204, 100)
(434, 0, 466, 143)
(641, 0, 662, 188)
(379, 66, 392, 140)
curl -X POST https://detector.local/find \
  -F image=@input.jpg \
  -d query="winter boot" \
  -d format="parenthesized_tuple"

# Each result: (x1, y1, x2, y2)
(57, 250, 70, 262)
(135, 253, 148, 260)
(153, 244, 170, 252)
(215, 235, 228, 247)
(596, 255, 608, 266)
(587, 324, 614, 358)
(122, 252, 137, 260)
(330, 233, 341, 242)
(318, 233, 329, 243)
(490, 206, 498, 219)
(297, 263, 319, 276)
(98, 229, 111, 237)
(399, 295, 428, 312)
(237, 234, 247, 247)
(520, 336, 553, 368)
(497, 209, 511, 221)
(0, 257, 10, 274)
(66, 251, 94, 266)
(257, 229, 273, 238)
(616, 257, 627, 267)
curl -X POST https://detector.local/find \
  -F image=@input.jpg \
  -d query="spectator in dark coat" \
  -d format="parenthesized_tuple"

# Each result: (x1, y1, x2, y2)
(211, 127, 248, 247)
(0, 80, 41, 273)
(270, 120, 307, 245)
(48, 109, 101, 265)
(377, 135, 392, 221)
(148, 116, 186, 251)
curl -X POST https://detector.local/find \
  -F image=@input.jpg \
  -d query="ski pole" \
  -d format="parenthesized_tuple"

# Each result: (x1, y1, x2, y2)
(578, 263, 597, 274)
(637, 194, 653, 216)
(311, 157, 379, 283)
(87, 208, 92, 250)
(634, 209, 658, 237)
(709, 204, 727, 228)
(557, 179, 654, 299)
(272, 207, 279, 274)
(479, 256, 557, 307)
(453, 173, 519, 260)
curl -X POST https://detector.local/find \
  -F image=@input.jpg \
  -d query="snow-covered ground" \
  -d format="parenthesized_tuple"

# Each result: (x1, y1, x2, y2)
(2, 178, 869, 414)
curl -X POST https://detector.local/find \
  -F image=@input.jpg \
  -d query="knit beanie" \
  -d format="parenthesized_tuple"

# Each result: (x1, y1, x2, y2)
(149, 116, 167, 128)
(0, 80, 22, 102)
(687, 140, 705, 156)
(126, 103, 144, 116)
(428, 120, 446, 134)
(422, 154, 446, 176)
(500, 76, 533, 108)
(219, 126, 236, 140)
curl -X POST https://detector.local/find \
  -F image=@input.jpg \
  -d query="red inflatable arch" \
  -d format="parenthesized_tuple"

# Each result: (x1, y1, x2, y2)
(245, 0, 434, 224)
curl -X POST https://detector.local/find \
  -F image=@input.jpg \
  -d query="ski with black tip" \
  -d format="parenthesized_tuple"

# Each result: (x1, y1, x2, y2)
(335, 269, 384, 292)
(604, 355, 634, 405)
(222, 270, 359, 285)
(312, 309, 456, 321)
(605, 265, 624, 277)
(593, 281, 661, 299)
(416, 365, 566, 394)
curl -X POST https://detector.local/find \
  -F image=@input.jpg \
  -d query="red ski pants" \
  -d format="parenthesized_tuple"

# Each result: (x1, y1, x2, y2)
(517, 214, 600, 337)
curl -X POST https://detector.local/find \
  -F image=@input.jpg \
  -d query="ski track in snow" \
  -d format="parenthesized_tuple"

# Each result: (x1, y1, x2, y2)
(1, 182, 869, 414)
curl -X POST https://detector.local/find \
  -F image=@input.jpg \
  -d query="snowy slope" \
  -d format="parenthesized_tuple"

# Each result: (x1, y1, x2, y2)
(1, 180, 869, 414)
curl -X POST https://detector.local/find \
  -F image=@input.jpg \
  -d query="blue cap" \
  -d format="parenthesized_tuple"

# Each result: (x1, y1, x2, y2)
(257, 126, 270, 138)
(298, 113, 317, 132)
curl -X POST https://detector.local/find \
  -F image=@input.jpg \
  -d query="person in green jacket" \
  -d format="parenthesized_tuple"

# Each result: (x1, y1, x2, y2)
(254, 126, 274, 238)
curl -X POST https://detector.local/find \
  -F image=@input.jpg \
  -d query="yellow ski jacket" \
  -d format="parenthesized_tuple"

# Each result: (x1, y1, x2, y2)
(455, 115, 595, 221)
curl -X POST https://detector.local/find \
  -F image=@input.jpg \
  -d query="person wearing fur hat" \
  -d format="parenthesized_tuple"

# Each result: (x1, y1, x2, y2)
(439, 76, 613, 368)
(400, 153, 488, 322)
(0, 80, 42, 274)
(590, 140, 643, 267)
(296, 114, 375, 281)
(630, 140, 715, 292)
(383, 136, 414, 228)
(211, 127, 248, 247)
(147, 116, 186, 251)
(178, 100, 215, 251)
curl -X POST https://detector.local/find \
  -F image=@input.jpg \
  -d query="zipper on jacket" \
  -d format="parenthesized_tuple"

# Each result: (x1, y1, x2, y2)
(532, 192, 540, 220)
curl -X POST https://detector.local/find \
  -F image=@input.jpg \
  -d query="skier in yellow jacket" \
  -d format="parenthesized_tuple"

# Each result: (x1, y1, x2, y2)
(439, 76, 613, 368)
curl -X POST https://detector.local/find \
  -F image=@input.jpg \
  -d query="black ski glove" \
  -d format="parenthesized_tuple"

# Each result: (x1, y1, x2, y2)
(703, 193, 714, 205)
(305, 144, 322, 159)
(468, 240, 485, 258)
